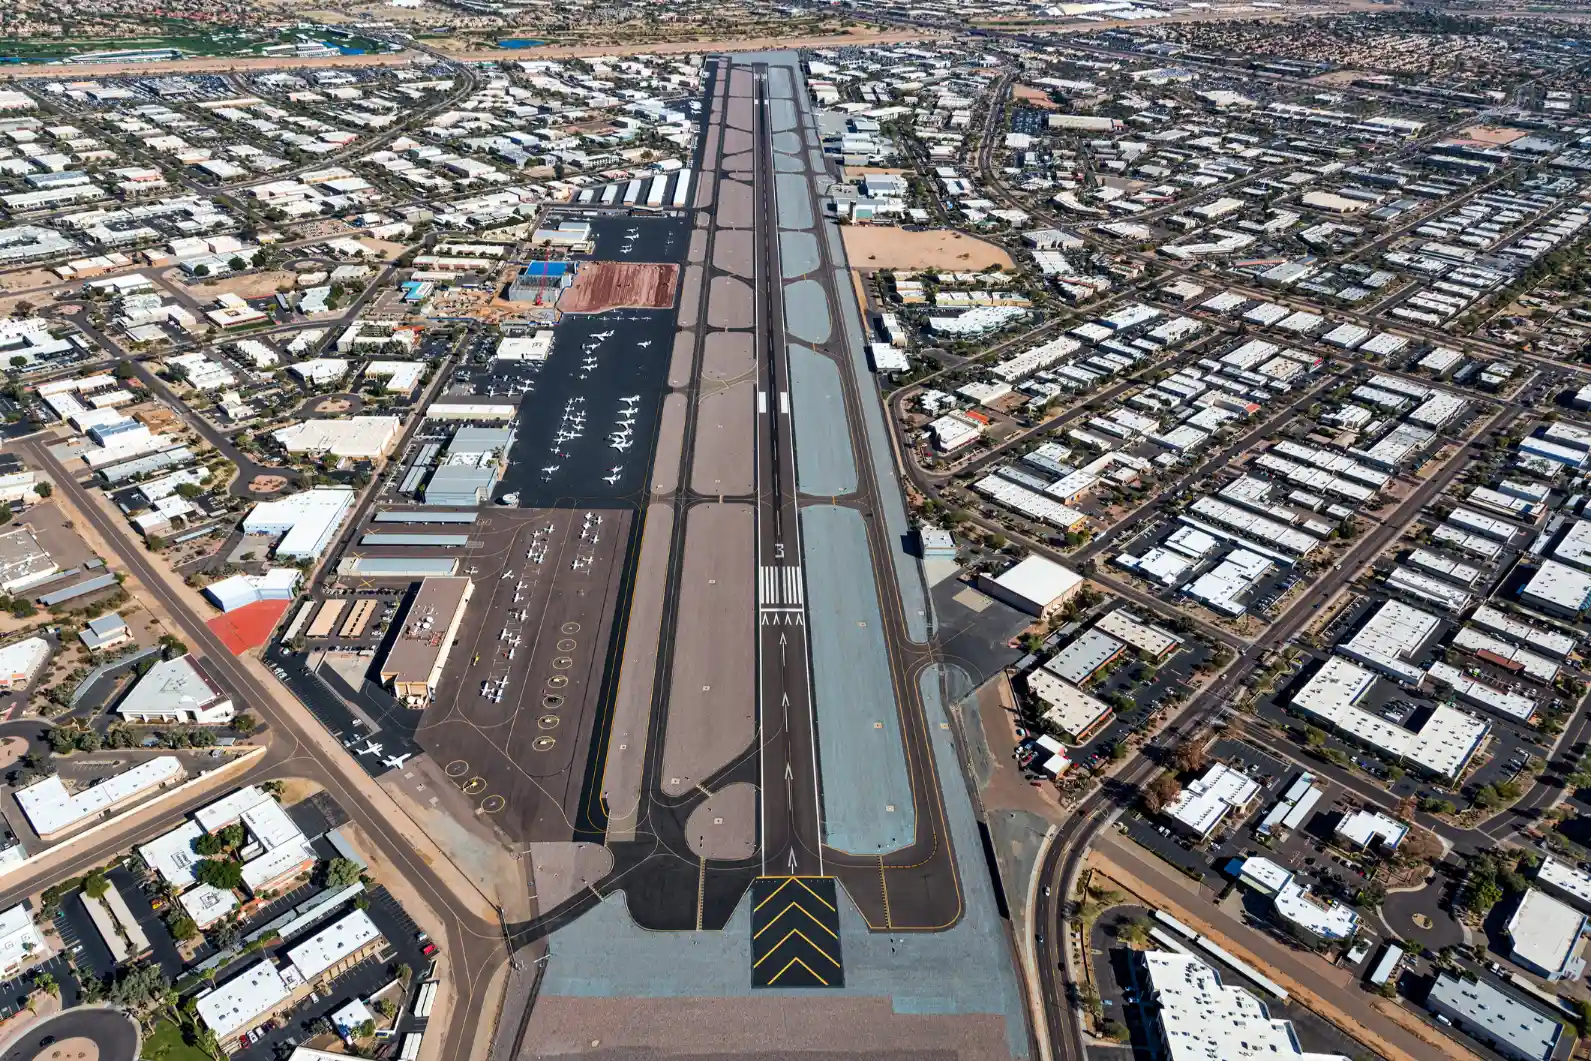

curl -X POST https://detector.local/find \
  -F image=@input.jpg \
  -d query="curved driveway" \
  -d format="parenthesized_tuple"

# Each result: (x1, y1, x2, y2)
(0, 1007, 138, 1061)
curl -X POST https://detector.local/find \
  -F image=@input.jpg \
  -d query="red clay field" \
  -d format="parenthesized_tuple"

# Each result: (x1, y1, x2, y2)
(559, 262, 680, 313)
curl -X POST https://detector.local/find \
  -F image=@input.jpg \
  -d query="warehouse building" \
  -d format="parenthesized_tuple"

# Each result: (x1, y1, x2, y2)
(243, 488, 356, 560)
(974, 555, 1083, 618)
(379, 577, 474, 705)
(204, 568, 301, 613)
(1425, 974, 1563, 1061)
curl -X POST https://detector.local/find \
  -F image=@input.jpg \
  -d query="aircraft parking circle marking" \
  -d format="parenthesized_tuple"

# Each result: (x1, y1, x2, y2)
(538, 715, 560, 729)
(481, 795, 506, 814)
(543, 694, 564, 709)
(561, 622, 581, 634)
(557, 639, 577, 652)
(552, 656, 573, 670)
(547, 675, 569, 689)
(462, 777, 487, 795)
(444, 760, 470, 778)
(533, 736, 557, 752)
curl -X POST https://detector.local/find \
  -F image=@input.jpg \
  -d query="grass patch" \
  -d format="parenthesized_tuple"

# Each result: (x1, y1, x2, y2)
(141, 1017, 214, 1061)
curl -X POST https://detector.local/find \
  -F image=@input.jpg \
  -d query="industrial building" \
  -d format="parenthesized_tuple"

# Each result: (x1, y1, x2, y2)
(116, 654, 235, 724)
(974, 555, 1083, 618)
(243, 488, 356, 560)
(205, 569, 302, 612)
(379, 577, 474, 705)
(1425, 974, 1563, 1061)
(424, 426, 514, 506)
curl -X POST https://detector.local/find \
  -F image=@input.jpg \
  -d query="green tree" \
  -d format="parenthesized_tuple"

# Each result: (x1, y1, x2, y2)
(1117, 918, 1151, 948)
(31, 971, 57, 998)
(325, 857, 362, 888)
(194, 833, 223, 857)
(232, 713, 258, 736)
(33, 481, 50, 499)
(164, 912, 199, 943)
(219, 823, 246, 851)
(194, 859, 243, 891)
(82, 869, 109, 900)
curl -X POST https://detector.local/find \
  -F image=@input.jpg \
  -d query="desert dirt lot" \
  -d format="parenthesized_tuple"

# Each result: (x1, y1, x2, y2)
(558, 262, 680, 314)
(187, 269, 298, 300)
(841, 226, 1016, 273)
(1013, 83, 1059, 109)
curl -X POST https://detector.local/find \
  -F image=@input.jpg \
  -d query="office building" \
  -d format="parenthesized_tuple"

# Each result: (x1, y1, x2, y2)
(116, 654, 235, 724)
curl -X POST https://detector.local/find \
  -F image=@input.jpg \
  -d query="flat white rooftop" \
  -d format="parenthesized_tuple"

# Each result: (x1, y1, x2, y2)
(196, 960, 290, 1037)
(1164, 762, 1258, 837)
(1145, 950, 1350, 1061)
(16, 756, 183, 836)
(1537, 857, 1591, 913)
(1024, 669, 1113, 740)
(1508, 888, 1587, 979)
(287, 909, 381, 981)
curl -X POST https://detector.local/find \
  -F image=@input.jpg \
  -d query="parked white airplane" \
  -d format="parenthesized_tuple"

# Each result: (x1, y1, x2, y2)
(636, 340, 653, 349)
(603, 471, 621, 484)
(382, 754, 411, 769)
(357, 741, 383, 757)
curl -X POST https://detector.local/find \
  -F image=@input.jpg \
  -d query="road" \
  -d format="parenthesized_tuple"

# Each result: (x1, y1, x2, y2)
(15, 437, 505, 1061)
(0, 1006, 138, 1061)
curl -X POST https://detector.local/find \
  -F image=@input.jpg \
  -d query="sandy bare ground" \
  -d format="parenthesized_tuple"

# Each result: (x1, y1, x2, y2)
(0, 29, 940, 80)
(191, 269, 298, 300)
(1013, 84, 1059, 109)
(841, 226, 1015, 272)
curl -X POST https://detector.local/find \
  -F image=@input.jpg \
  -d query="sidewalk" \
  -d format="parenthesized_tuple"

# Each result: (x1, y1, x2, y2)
(1090, 833, 1485, 1061)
